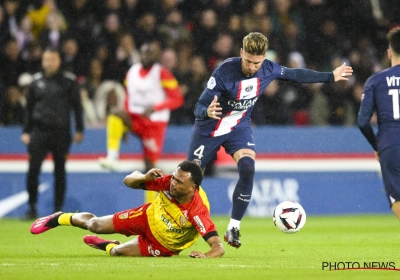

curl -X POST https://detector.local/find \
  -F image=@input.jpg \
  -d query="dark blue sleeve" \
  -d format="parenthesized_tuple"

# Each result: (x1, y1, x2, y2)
(280, 67, 334, 83)
(194, 90, 214, 119)
(357, 105, 378, 151)
(194, 68, 224, 119)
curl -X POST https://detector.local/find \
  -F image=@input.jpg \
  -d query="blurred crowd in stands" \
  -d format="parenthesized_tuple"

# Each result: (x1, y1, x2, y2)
(0, 0, 399, 128)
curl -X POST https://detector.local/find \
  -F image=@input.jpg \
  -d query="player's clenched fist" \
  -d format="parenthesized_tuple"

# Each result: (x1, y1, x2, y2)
(207, 95, 222, 120)
(145, 168, 163, 180)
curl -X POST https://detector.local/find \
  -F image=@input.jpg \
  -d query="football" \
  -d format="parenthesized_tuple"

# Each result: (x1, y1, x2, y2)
(273, 201, 306, 233)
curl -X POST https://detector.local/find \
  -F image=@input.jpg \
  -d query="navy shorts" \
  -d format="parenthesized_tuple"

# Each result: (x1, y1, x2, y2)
(187, 124, 255, 169)
(379, 145, 400, 207)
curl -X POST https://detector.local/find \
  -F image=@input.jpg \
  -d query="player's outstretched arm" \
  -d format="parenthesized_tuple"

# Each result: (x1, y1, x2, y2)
(332, 62, 353, 82)
(123, 168, 163, 189)
(189, 236, 225, 258)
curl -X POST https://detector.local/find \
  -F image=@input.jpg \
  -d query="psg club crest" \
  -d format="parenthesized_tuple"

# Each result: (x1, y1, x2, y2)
(245, 85, 253, 92)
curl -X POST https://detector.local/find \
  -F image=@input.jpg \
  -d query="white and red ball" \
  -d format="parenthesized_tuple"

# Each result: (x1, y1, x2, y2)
(273, 201, 306, 233)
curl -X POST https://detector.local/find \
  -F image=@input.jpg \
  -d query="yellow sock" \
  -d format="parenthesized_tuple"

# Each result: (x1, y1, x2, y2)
(107, 115, 126, 152)
(58, 213, 74, 226)
(145, 191, 158, 204)
(106, 243, 118, 255)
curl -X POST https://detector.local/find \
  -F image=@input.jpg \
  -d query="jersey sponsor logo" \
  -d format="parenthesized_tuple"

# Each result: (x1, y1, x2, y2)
(147, 245, 161, 256)
(193, 215, 206, 233)
(227, 98, 258, 110)
(207, 77, 216, 90)
(161, 214, 185, 233)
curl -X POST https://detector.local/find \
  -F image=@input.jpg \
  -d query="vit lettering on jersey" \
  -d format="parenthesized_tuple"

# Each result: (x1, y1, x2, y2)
(386, 76, 400, 87)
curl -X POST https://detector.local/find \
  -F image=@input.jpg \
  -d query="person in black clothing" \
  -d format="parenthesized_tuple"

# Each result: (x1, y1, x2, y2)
(0, 86, 25, 126)
(21, 48, 84, 219)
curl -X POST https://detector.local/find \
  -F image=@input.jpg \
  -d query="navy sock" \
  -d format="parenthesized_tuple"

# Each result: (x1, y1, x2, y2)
(231, 157, 255, 220)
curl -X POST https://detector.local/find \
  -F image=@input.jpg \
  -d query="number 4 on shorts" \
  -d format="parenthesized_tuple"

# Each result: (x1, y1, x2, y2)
(193, 145, 205, 159)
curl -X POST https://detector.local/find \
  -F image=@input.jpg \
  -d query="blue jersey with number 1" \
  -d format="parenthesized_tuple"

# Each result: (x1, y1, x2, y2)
(193, 57, 333, 137)
(360, 65, 400, 151)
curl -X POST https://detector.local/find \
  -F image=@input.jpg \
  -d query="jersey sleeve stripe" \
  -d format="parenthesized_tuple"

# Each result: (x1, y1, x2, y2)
(161, 79, 178, 89)
(236, 80, 242, 100)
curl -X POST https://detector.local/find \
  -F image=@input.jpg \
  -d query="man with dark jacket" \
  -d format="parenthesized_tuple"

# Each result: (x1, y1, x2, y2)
(21, 47, 84, 219)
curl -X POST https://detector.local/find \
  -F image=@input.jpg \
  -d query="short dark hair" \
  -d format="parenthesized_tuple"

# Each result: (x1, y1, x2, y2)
(177, 161, 203, 188)
(387, 27, 400, 55)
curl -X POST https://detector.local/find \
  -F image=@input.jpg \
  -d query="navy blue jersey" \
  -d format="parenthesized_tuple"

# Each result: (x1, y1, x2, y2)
(359, 65, 400, 151)
(194, 57, 333, 137)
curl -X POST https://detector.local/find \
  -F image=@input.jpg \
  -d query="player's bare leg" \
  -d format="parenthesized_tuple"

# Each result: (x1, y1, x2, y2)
(106, 237, 142, 256)
(224, 148, 256, 248)
(391, 201, 400, 221)
(72, 213, 116, 233)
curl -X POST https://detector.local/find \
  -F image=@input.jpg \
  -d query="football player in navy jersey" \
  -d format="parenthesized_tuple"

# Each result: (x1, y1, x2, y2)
(187, 32, 353, 248)
(358, 27, 400, 221)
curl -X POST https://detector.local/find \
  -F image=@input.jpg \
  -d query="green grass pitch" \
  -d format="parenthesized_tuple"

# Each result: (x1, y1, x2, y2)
(1, 214, 400, 280)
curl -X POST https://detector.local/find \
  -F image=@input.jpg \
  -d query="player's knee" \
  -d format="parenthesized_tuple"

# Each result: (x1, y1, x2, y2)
(237, 157, 255, 179)
(86, 217, 104, 233)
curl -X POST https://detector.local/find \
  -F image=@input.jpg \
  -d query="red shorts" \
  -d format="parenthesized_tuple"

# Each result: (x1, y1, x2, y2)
(130, 114, 167, 163)
(113, 204, 177, 257)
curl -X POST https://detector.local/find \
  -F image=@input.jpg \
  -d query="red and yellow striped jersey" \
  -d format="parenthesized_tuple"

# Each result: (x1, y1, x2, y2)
(145, 175, 217, 252)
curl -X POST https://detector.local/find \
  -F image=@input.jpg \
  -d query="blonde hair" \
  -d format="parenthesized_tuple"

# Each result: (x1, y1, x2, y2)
(242, 32, 269, 55)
